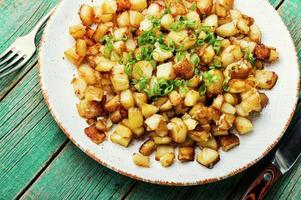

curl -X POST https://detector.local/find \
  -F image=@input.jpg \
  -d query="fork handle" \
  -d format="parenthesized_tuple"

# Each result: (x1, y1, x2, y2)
(27, 6, 56, 37)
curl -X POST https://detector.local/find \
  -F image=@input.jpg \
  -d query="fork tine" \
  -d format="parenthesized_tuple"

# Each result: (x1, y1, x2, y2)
(0, 48, 18, 65)
(0, 53, 25, 73)
(0, 58, 27, 78)
(0, 47, 14, 61)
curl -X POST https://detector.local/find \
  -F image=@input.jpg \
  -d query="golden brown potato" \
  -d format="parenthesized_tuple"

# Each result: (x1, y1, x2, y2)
(117, 11, 130, 27)
(155, 120, 169, 137)
(93, 24, 109, 42)
(248, 24, 262, 43)
(198, 136, 219, 150)
(69, 24, 86, 39)
(110, 71, 130, 92)
(153, 135, 172, 145)
(197, 0, 213, 15)
(188, 130, 210, 142)
(255, 70, 278, 89)
(197, 148, 220, 168)
(218, 134, 240, 151)
(132, 61, 153, 80)
(212, 94, 224, 110)
(141, 103, 159, 118)
(75, 39, 87, 57)
(161, 14, 174, 30)
(102, 0, 117, 14)
(173, 59, 194, 80)
(160, 152, 175, 167)
(216, 22, 238, 37)
(116, 0, 131, 11)
(167, 118, 188, 143)
(84, 125, 106, 144)
(169, 91, 182, 106)
(234, 116, 253, 134)
(85, 86, 104, 102)
(228, 79, 247, 93)
(145, 114, 163, 130)
(128, 107, 144, 129)
(95, 119, 108, 132)
(120, 89, 135, 110)
(254, 44, 270, 61)
(77, 99, 103, 119)
(156, 62, 176, 80)
(259, 92, 269, 108)
(133, 153, 150, 167)
(79, 5, 94, 26)
(155, 145, 174, 161)
(178, 147, 195, 162)
(184, 90, 200, 107)
(111, 124, 132, 147)
(139, 139, 156, 156)
(133, 92, 147, 108)
(105, 95, 120, 112)
(204, 69, 225, 95)
(129, 0, 147, 11)
(182, 114, 198, 131)
(64, 46, 84, 66)
(129, 10, 144, 27)
(72, 76, 87, 99)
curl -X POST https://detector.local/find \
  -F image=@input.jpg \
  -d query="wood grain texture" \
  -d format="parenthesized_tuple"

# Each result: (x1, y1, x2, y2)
(20, 143, 136, 200)
(0, 67, 68, 199)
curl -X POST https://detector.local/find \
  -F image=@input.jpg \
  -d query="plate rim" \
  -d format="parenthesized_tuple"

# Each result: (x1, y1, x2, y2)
(38, 0, 300, 186)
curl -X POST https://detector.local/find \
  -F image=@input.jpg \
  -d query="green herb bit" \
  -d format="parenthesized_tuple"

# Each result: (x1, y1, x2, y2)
(200, 25, 212, 33)
(196, 39, 205, 46)
(209, 58, 222, 69)
(244, 49, 256, 66)
(175, 51, 187, 63)
(179, 86, 189, 94)
(202, 71, 220, 84)
(222, 76, 231, 92)
(149, 16, 161, 30)
(190, 53, 200, 66)
(213, 39, 222, 54)
(199, 84, 207, 96)
(138, 31, 157, 46)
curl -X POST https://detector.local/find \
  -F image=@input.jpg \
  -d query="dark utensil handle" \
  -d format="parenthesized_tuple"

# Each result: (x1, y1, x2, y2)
(241, 164, 282, 200)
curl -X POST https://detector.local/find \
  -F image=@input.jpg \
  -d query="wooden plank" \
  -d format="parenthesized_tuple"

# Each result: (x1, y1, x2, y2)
(0, 0, 57, 99)
(20, 143, 136, 200)
(269, 0, 284, 7)
(0, 67, 68, 199)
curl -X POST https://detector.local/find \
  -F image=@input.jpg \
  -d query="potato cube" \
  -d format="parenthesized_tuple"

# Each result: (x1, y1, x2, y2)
(234, 117, 253, 134)
(198, 136, 219, 150)
(64, 46, 84, 66)
(167, 118, 188, 143)
(133, 153, 150, 167)
(216, 22, 238, 37)
(221, 102, 236, 115)
(145, 114, 162, 130)
(79, 5, 94, 26)
(197, 0, 213, 15)
(155, 145, 174, 161)
(84, 125, 106, 144)
(111, 124, 132, 147)
(129, 0, 147, 11)
(117, 11, 130, 27)
(255, 70, 278, 89)
(212, 94, 224, 110)
(184, 90, 200, 107)
(102, 0, 117, 14)
(129, 10, 144, 27)
(71, 76, 87, 99)
(128, 107, 143, 129)
(182, 114, 198, 131)
(197, 148, 220, 168)
(110, 73, 130, 92)
(160, 153, 175, 167)
(141, 103, 159, 118)
(188, 131, 210, 142)
(228, 79, 246, 93)
(169, 91, 182, 106)
(95, 56, 116, 72)
(152, 46, 173, 62)
(133, 92, 147, 108)
(218, 134, 240, 151)
(77, 99, 103, 119)
(139, 140, 156, 156)
(132, 61, 153, 80)
(156, 62, 175, 80)
(161, 14, 174, 30)
(105, 95, 120, 112)
(153, 136, 172, 145)
(69, 24, 86, 39)
(120, 89, 135, 109)
(178, 147, 195, 162)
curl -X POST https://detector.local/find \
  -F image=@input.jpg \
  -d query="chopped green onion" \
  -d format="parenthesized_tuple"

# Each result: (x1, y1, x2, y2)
(244, 49, 256, 66)
(190, 54, 200, 66)
(199, 84, 207, 96)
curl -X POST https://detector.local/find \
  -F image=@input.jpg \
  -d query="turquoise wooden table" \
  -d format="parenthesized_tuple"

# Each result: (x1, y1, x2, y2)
(0, 0, 300, 199)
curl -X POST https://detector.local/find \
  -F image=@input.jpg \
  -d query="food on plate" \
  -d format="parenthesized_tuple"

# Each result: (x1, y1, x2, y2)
(65, 0, 279, 168)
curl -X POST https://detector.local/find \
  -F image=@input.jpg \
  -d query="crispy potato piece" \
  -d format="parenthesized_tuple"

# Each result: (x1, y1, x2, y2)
(218, 134, 240, 151)
(173, 59, 194, 80)
(160, 152, 175, 167)
(139, 139, 156, 156)
(254, 44, 270, 61)
(168, 91, 182, 106)
(69, 24, 86, 39)
(110, 110, 124, 123)
(79, 5, 94, 26)
(105, 95, 120, 112)
(167, 118, 188, 143)
(145, 114, 162, 130)
(212, 94, 224, 110)
(85, 86, 104, 102)
(228, 79, 246, 93)
(157, 62, 175, 80)
(128, 107, 144, 129)
(141, 103, 159, 118)
(102, 0, 117, 14)
(161, 14, 174, 30)
(255, 70, 278, 89)
(182, 114, 198, 131)
(178, 147, 195, 162)
(155, 145, 174, 161)
(204, 69, 224, 95)
(234, 116, 253, 134)
(77, 99, 103, 119)
(129, 10, 144, 27)
(153, 135, 172, 145)
(117, 0, 131, 11)
(184, 90, 200, 107)
(120, 89, 135, 110)
(216, 22, 238, 37)
(133, 92, 147, 108)
(64, 46, 84, 66)
(197, 148, 220, 168)
(259, 92, 269, 108)
(117, 11, 130, 27)
(248, 24, 262, 43)
(155, 120, 169, 137)
(72, 76, 87, 99)
(95, 119, 108, 132)
(197, 0, 213, 15)
(223, 93, 238, 106)
(93, 24, 109, 42)
(133, 153, 150, 167)
(188, 130, 210, 142)
(84, 125, 106, 144)
(111, 124, 132, 147)
(110, 72, 130, 92)
(221, 102, 236, 115)
(198, 136, 219, 150)
(129, 0, 147, 11)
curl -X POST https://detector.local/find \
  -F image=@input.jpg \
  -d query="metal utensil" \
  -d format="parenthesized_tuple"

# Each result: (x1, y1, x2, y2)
(242, 102, 301, 200)
(0, 6, 56, 78)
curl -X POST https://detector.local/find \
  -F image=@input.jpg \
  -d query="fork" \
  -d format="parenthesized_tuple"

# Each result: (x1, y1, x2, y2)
(0, 6, 56, 78)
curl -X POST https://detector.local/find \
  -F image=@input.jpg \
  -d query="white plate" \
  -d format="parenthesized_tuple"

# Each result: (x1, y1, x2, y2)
(39, 0, 300, 185)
